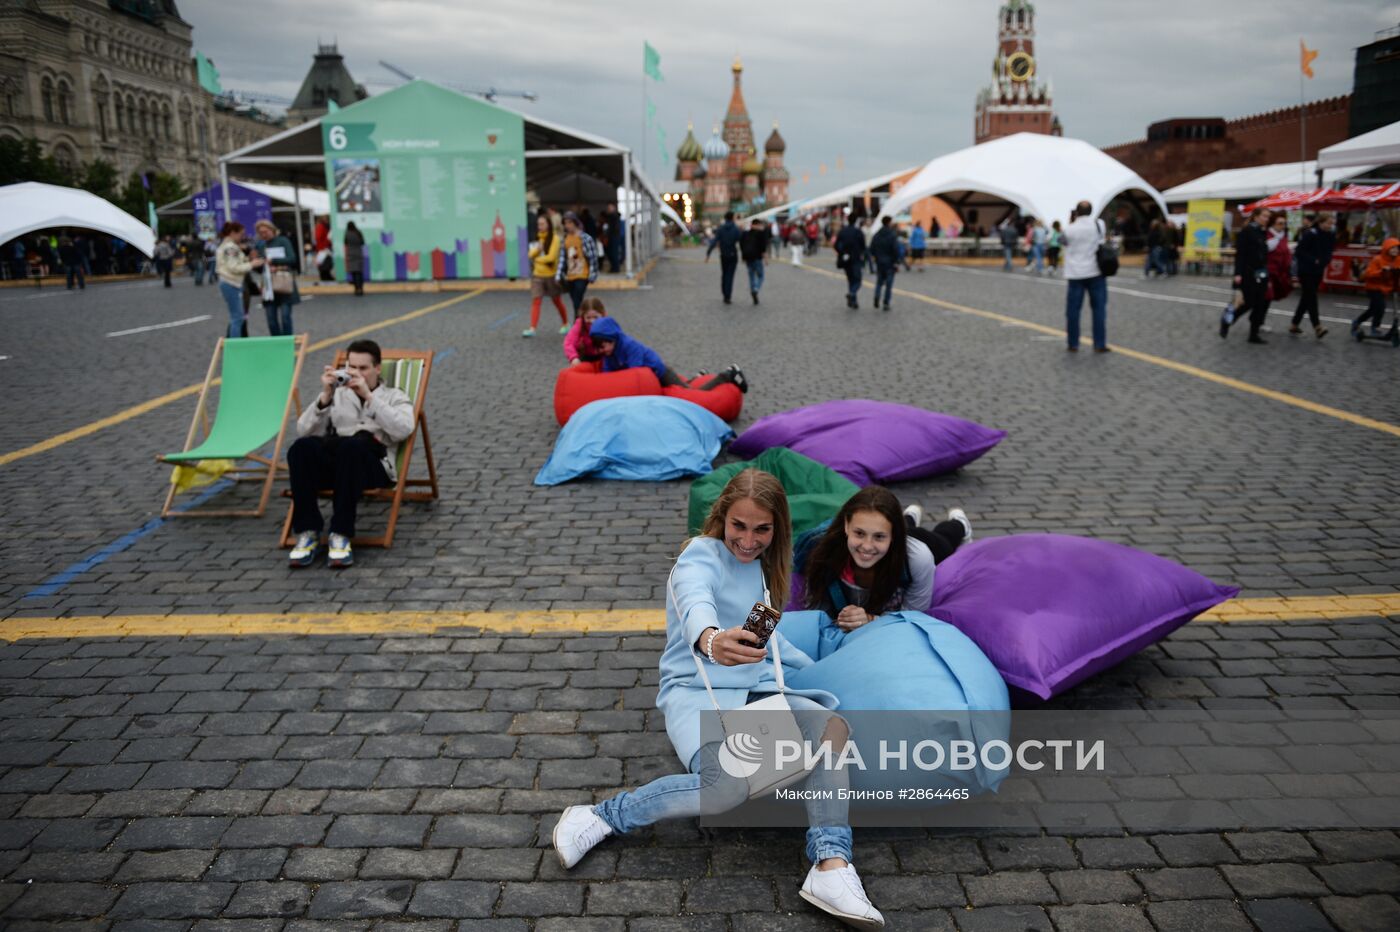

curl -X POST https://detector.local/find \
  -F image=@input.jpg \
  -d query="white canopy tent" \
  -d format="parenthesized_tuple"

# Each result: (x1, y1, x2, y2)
(1163, 159, 1378, 205)
(878, 134, 1167, 227)
(745, 167, 920, 223)
(0, 181, 155, 257)
(1318, 119, 1400, 180)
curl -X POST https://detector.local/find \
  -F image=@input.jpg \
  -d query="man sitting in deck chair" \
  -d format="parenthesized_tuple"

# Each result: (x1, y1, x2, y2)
(288, 339, 415, 568)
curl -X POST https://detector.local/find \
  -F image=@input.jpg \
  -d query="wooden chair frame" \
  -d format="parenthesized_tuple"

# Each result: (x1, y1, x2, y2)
(280, 349, 438, 549)
(159, 334, 307, 519)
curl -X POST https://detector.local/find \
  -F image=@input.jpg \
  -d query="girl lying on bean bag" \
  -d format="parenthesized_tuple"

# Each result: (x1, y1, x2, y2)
(589, 316, 748, 394)
(794, 486, 973, 623)
(563, 296, 607, 366)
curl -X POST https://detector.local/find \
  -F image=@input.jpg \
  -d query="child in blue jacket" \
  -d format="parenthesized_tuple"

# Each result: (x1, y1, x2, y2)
(589, 317, 748, 393)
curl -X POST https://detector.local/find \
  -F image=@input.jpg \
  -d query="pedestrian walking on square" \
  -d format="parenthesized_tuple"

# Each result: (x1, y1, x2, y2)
(154, 235, 175, 287)
(788, 221, 806, 266)
(523, 214, 569, 337)
(869, 216, 899, 311)
(706, 210, 743, 304)
(58, 234, 86, 290)
(834, 218, 867, 309)
(1144, 220, 1167, 278)
(909, 221, 926, 272)
(1220, 207, 1271, 344)
(1290, 213, 1335, 338)
(253, 219, 300, 336)
(1046, 220, 1063, 275)
(215, 222, 263, 339)
(740, 219, 770, 305)
(1351, 238, 1400, 337)
(1062, 200, 1110, 352)
(1024, 218, 1046, 274)
(552, 469, 885, 930)
(343, 222, 365, 296)
(998, 221, 1019, 271)
(555, 211, 599, 313)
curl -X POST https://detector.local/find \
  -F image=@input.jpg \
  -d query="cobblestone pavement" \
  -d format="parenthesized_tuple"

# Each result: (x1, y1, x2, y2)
(0, 253, 1398, 929)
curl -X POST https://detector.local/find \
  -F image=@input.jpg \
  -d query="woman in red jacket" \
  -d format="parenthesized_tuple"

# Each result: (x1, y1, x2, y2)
(1264, 212, 1294, 315)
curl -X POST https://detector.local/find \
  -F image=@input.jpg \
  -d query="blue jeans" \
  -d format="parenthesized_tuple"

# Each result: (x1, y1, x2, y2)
(1145, 246, 1165, 277)
(593, 694, 854, 865)
(265, 299, 294, 336)
(1027, 242, 1044, 273)
(746, 259, 764, 295)
(844, 263, 862, 298)
(874, 264, 896, 306)
(719, 255, 738, 301)
(1066, 275, 1108, 349)
(220, 281, 245, 338)
(1002, 246, 1014, 270)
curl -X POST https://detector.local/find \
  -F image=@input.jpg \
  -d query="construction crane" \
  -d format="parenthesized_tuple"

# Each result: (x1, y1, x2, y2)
(378, 60, 537, 103)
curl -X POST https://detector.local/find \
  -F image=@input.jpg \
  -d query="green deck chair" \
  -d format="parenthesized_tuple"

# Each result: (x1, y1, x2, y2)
(279, 348, 438, 549)
(158, 335, 307, 518)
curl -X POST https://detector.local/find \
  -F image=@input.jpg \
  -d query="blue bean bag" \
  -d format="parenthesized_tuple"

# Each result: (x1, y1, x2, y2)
(781, 610, 1010, 797)
(534, 395, 735, 486)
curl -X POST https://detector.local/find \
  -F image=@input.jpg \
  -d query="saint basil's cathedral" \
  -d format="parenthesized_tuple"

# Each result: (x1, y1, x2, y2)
(674, 57, 789, 225)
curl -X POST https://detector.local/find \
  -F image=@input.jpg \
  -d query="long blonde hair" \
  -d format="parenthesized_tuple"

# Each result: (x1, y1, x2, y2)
(699, 469, 791, 608)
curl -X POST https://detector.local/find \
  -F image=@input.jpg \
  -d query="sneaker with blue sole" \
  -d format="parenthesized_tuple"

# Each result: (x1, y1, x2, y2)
(327, 533, 354, 568)
(289, 531, 320, 567)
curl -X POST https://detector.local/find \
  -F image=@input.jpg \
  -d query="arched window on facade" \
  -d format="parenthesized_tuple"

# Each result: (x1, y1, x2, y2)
(95, 94, 107, 139)
(41, 77, 54, 122)
(58, 81, 73, 125)
(52, 143, 75, 177)
(139, 99, 148, 136)
(162, 104, 171, 140)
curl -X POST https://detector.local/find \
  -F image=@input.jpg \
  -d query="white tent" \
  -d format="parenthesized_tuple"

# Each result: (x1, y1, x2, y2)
(878, 133, 1166, 226)
(1163, 160, 1378, 204)
(746, 166, 920, 223)
(1318, 119, 1400, 176)
(0, 181, 155, 257)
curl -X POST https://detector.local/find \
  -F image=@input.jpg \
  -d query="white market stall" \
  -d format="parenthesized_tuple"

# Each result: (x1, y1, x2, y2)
(1318, 119, 1400, 183)
(878, 133, 1167, 229)
(0, 181, 155, 257)
(1163, 160, 1379, 208)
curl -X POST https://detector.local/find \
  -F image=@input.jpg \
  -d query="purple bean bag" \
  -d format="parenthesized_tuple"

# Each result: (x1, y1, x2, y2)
(928, 534, 1239, 701)
(729, 399, 1005, 486)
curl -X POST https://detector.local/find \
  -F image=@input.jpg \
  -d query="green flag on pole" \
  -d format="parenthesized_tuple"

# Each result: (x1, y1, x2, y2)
(644, 42, 663, 82)
(646, 99, 656, 124)
(195, 51, 223, 95)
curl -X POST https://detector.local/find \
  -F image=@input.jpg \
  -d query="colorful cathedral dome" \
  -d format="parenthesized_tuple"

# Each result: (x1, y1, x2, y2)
(676, 122, 703, 163)
(702, 123, 730, 161)
(764, 121, 786, 153)
(742, 148, 762, 176)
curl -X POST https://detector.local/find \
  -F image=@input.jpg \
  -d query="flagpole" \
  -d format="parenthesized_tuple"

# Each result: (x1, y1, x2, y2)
(1299, 39, 1307, 189)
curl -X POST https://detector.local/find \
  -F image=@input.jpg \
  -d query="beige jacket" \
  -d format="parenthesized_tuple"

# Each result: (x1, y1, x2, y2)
(296, 382, 415, 481)
(216, 238, 253, 288)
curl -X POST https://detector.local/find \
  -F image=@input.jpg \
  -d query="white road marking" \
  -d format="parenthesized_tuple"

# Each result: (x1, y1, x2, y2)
(106, 315, 211, 338)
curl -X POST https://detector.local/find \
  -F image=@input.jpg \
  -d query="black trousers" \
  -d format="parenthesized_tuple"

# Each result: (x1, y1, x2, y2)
(1229, 278, 1269, 336)
(288, 434, 390, 538)
(349, 271, 364, 295)
(719, 254, 738, 300)
(908, 520, 967, 563)
(1354, 290, 1388, 330)
(1291, 274, 1322, 328)
(659, 367, 736, 391)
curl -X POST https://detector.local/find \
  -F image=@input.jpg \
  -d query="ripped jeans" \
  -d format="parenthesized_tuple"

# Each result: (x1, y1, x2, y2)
(592, 693, 853, 864)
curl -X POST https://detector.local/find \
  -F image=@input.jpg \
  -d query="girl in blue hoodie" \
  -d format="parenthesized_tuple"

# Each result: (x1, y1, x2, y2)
(588, 316, 748, 392)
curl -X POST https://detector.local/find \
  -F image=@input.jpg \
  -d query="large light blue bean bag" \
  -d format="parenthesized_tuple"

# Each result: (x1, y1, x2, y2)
(782, 610, 1010, 797)
(534, 395, 735, 486)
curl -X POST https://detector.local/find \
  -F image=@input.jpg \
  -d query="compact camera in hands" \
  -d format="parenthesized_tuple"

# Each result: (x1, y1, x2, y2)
(332, 369, 353, 386)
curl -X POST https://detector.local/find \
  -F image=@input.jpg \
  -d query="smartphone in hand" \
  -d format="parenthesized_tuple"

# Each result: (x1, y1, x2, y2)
(741, 602, 782, 649)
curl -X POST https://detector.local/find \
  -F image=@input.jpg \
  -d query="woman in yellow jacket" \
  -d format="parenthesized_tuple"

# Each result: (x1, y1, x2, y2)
(524, 214, 570, 337)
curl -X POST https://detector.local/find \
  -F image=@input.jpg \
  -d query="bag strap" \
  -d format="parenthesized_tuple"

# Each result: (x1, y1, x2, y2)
(670, 561, 785, 711)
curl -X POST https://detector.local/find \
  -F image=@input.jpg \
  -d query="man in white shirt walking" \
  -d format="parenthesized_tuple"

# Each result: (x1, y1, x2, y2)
(1061, 201, 1110, 352)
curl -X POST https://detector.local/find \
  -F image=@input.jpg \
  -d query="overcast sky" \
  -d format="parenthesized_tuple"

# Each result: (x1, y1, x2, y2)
(184, 0, 1398, 199)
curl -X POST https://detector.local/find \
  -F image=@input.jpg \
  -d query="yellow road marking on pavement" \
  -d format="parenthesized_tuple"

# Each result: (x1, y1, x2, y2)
(2, 595, 1396, 641)
(0, 290, 484, 468)
(800, 266, 1400, 440)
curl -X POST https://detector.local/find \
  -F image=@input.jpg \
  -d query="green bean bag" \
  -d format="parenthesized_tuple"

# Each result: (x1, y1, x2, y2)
(687, 446, 860, 537)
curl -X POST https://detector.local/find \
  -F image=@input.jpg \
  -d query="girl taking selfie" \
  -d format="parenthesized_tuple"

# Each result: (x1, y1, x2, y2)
(552, 469, 885, 929)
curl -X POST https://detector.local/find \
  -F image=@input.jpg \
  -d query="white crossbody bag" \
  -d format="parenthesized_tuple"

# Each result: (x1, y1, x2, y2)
(672, 566, 815, 799)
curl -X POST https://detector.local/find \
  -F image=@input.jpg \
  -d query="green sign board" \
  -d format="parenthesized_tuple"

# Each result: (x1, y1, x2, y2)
(322, 80, 528, 281)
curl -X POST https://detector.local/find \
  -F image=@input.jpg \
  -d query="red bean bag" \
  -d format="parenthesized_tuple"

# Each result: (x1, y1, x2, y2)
(662, 382, 744, 421)
(553, 364, 661, 426)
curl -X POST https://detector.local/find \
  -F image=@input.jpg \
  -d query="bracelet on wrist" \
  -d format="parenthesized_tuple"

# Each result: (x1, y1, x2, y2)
(705, 629, 719, 665)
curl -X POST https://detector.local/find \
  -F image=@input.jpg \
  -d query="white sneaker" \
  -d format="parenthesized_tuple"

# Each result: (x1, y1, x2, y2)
(947, 507, 973, 543)
(327, 533, 353, 568)
(902, 503, 923, 530)
(799, 864, 885, 929)
(288, 531, 319, 567)
(552, 805, 612, 869)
